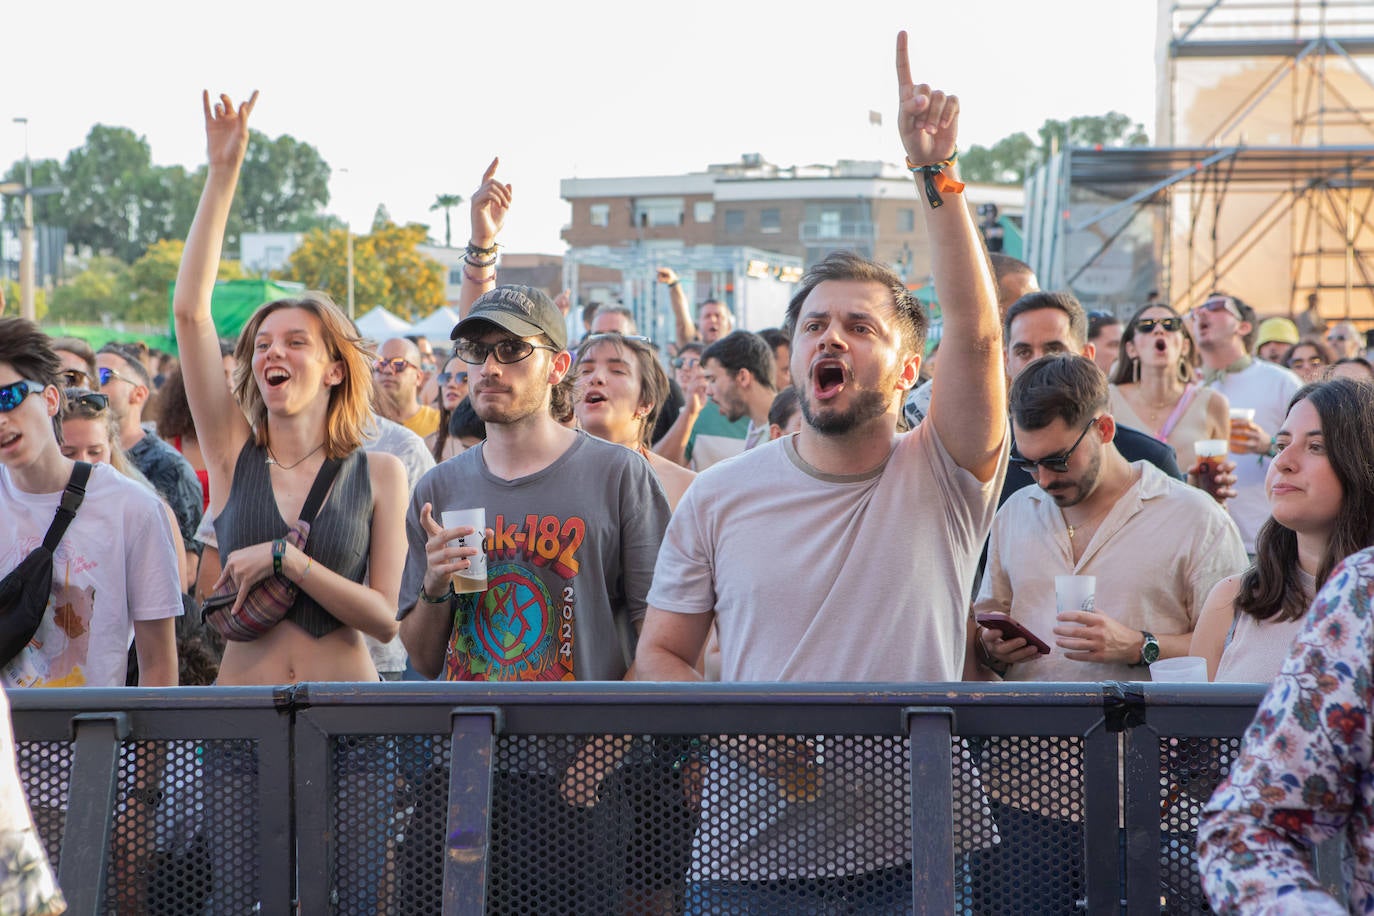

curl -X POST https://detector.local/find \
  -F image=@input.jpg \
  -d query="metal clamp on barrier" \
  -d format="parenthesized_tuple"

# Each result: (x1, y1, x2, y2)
(443, 707, 502, 916)
(58, 711, 130, 916)
(1102, 681, 1147, 733)
(904, 707, 955, 916)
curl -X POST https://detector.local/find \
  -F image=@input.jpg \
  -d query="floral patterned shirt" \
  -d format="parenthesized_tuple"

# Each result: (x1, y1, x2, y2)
(1197, 546, 1374, 914)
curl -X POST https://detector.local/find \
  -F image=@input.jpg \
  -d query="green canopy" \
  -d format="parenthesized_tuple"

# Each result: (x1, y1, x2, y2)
(167, 278, 306, 346)
(41, 325, 178, 355)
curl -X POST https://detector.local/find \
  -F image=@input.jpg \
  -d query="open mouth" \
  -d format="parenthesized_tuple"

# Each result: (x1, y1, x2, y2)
(812, 360, 848, 400)
(582, 390, 608, 406)
(0, 430, 19, 449)
(264, 367, 291, 389)
(1154, 339, 1167, 353)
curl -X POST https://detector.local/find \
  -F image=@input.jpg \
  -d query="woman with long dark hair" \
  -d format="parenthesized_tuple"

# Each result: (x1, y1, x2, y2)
(1191, 378, 1374, 680)
(424, 353, 468, 462)
(1108, 302, 1230, 472)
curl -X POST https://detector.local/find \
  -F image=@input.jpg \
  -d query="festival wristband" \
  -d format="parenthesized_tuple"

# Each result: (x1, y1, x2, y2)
(272, 539, 286, 577)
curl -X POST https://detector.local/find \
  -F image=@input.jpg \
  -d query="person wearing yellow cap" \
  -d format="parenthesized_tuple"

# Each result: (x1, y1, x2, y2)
(1255, 317, 1300, 363)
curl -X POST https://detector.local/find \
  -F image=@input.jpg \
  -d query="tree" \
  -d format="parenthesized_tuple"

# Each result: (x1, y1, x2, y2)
(960, 112, 1149, 184)
(0, 158, 63, 225)
(278, 222, 445, 318)
(57, 125, 162, 262)
(122, 239, 243, 324)
(227, 129, 332, 249)
(371, 204, 392, 233)
(46, 256, 127, 323)
(429, 194, 464, 248)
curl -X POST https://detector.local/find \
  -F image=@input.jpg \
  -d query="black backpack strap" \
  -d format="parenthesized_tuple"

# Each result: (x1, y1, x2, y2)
(296, 457, 343, 530)
(42, 461, 92, 553)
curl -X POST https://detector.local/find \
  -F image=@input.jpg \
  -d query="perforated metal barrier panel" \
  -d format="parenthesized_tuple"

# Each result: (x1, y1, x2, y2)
(9, 683, 1288, 915)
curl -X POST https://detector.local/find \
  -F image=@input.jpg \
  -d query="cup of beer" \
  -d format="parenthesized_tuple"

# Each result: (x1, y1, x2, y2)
(1194, 439, 1228, 501)
(1228, 408, 1255, 452)
(441, 508, 487, 593)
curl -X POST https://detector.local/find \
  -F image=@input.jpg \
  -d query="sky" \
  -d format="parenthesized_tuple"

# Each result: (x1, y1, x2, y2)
(5, 1, 1161, 256)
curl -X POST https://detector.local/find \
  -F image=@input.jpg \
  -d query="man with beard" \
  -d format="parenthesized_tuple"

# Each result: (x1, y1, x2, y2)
(700, 330, 777, 450)
(396, 284, 670, 914)
(636, 36, 1008, 909)
(374, 336, 440, 437)
(968, 354, 1245, 913)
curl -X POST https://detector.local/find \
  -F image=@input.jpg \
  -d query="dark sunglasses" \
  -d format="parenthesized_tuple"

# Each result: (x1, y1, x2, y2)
(98, 366, 140, 387)
(1087, 310, 1114, 320)
(1135, 317, 1183, 334)
(1009, 417, 1101, 475)
(672, 356, 700, 370)
(373, 357, 417, 374)
(1327, 333, 1351, 343)
(453, 338, 559, 365)
(61, 369, 92, 388)
(0, 380, 45, 413)
(62, 389, 110, 413)
(437, 371, 468, 385)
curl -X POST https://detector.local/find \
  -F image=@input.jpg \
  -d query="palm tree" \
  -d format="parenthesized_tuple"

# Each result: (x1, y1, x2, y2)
(430, 194, 464, 248)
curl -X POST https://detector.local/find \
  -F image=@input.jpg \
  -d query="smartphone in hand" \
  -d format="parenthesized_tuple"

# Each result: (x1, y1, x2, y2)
(975, 612, 1052, 655)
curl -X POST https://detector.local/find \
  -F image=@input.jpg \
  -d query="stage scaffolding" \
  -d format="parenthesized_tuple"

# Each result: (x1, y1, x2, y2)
(1025, 0, 1374, 320)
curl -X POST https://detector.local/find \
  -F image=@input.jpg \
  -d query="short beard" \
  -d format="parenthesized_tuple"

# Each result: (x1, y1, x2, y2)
(800, 387, 889, 436)
(1043, 446, 1103, 508)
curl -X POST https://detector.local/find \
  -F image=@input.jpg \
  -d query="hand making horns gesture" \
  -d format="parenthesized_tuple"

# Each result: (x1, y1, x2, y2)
(895, 31, 958, 168)
(202, 90, 258, 171)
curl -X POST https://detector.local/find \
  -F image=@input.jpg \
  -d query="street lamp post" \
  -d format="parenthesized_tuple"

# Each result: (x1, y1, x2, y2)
(14, 117, 34, 322)
(340, 167, 355, 320)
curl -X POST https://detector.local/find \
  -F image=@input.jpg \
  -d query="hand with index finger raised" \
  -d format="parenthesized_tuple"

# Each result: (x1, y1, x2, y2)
(470, 156, 512, 249)
(894, 31, 958, 167)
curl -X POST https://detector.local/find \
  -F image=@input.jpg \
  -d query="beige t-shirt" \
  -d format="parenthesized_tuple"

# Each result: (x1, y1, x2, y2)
(974, 460, 1248, 683)
(649, 420, 1007, 880)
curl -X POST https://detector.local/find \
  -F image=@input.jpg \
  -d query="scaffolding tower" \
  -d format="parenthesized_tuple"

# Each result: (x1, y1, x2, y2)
(1025, 0, 1374, 321)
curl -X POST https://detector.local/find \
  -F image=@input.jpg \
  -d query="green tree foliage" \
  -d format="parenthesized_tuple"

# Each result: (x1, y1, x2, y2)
(278, 222, 446, 319)
(46, 256, 128, 322)
(228, 129, 332, 248)
(124, 239, 243, 323)
(960, 112, 1150, 184)
(3, 124, 331, 263)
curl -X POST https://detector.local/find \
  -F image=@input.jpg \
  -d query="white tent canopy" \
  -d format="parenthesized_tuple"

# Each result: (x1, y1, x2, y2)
(354, 306, 412, 341)
(408, 306, 461, 343)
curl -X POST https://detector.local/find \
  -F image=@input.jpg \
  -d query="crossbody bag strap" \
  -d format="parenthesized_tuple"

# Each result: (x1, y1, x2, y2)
(296, 457, 344, 533)
(41, 461, 92, 553)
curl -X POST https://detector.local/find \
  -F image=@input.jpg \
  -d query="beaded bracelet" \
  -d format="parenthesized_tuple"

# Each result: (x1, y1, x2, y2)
(418, 580, 455, 604)
(463, 253, 498, 269)
(906, 149, 965, 210)
(466, 240, 498, 256)
(462, 267, 494, 286)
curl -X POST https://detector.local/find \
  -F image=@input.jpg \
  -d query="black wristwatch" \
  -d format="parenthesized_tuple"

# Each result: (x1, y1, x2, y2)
(1137, 631, 1161, 666)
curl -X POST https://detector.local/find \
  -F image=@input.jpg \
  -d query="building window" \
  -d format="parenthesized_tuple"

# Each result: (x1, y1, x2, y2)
(760, 208, 781, 233)
(898, 209, 915, 232)
(634, 197, 684, 227)
(724, 210, 745, 234)
(449, 267, 462, 285)
(590, 204, 610, 228)
(819, 210, 842, 239)
(693, 201, 715, 223)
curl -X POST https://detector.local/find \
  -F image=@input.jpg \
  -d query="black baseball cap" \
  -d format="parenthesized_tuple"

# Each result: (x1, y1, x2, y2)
(451, 285, 568, 351)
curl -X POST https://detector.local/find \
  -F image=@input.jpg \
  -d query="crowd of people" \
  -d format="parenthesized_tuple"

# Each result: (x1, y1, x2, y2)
(3, 30, 1374, 916)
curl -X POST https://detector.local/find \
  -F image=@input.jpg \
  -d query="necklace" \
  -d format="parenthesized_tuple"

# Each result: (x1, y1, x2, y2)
(1062, 503, 1111, 540)
(266, 441, 325, 470)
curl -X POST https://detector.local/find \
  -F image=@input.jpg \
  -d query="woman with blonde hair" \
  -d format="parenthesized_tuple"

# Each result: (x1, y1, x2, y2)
(173, 92, 405, 910)
(1108, 302, 1230, 472)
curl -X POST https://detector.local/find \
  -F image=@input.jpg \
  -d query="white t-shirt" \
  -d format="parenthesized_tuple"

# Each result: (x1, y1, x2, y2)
(0, 463, 183, 688)
(649, 421, 1007, 880)
(1204, 360, 1301, 552)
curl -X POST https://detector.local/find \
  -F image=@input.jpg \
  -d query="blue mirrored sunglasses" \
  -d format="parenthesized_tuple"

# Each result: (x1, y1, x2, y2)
(0, 380, 45, 413)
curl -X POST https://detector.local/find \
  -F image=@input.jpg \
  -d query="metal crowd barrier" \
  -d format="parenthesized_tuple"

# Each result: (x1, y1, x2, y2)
(9, 682, 1297, 915)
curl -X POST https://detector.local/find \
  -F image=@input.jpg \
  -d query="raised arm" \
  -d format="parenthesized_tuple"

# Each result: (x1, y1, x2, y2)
(173, 91, 258, 508)
(896, 33, 1005, 481)
(459, 157, 510, 316)
(659, 267, 696, 346)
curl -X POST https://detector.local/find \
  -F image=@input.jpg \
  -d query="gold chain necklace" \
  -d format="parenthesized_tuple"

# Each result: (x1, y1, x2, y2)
(266, 441, 325, 470)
